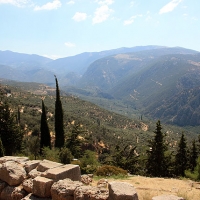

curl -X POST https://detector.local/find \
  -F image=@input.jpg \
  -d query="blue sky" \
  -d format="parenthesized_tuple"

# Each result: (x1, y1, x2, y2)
(0, 0, 199, 59)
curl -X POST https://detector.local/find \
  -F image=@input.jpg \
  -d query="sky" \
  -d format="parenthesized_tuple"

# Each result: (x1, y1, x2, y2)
(0, 0, 199, 59)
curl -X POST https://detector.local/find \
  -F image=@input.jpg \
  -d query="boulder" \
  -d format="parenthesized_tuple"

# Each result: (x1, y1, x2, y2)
(0, 185, 27, 200)
(51, 178, 83, 200)
(0, 156, 29, 164)
(23, 178, 33, 193)
(74, 185, 109, 200)
(24, 160, 40, 173)
(152, 195, 185, 200)
(0, 161, 27, 186)
(28, 169, 42, 178)
(22, 193, 51, 200)
(37, 160, 63, 172)
(97, 179, 108, 188)
(33, 176, 54, 198)
(108, 182, 138, 200)
(81, 174, 93, 185)
(42, 164, 81, 181)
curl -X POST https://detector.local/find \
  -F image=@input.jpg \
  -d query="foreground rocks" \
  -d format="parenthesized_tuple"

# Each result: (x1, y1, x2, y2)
(0, 156, 186, 200)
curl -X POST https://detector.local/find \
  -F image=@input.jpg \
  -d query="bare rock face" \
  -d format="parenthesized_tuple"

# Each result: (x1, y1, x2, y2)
(108, 182, 138, 200)
(37, 160, 63, 172)
(74, 185, 109, 200)
(42, 164, 81, 181)
(0, 185, 27, 200)
(51, 178, 83, 200)
(23, 178, 33, 193)
(81, 174, 93, 185)
(152, 195, 185, 200)
(33, 176, 54, 198)
(0, 161, 27, 186)
(22, 193, 52, 200)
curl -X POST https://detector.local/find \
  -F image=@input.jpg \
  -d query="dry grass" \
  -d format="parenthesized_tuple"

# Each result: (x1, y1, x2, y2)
(92, 176, 200, 200)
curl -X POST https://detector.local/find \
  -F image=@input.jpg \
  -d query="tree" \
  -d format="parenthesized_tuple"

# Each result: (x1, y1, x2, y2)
(146, 120, 168, 177)
(54, 76, 64, 148)
(188, 139, 198, 172)
(174, 133, 187, 177)
(40, 100, 51, 152)
(0, 101, 23, 155)
(0, 138, 4, 157)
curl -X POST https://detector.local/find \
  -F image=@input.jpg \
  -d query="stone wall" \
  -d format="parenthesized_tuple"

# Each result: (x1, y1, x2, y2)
(0, 156, 184, 200)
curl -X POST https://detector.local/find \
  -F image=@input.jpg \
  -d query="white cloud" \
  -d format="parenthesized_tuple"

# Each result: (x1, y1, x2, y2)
(159, 0, 182, 14)
(93, 5, 113, 24)
(34, 0, 61, 11)
(64, 42, 76, 47)
(130, 1, 135, 7)
(67, 0, 74, 5)
(72, 12, 87, 22)
(96, 0, 114, 5)
(124, 14, 142, 25)
(0, 0, 30, 7)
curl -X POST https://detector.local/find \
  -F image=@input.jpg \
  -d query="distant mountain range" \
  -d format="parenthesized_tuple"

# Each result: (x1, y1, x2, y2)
(1, 46, 200, 126)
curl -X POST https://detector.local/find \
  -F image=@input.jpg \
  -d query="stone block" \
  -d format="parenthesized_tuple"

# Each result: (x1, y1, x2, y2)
(28, 169, 42, 178)
(24, 160, 40, 173)
(51, 178, 83, 200)
(42, 164, 81, 181)
(37, 159, 63, 172)
(152, 195, 185, 200)
(33, 176, 54, 198)
(0, 161, 27, 186)
(108, 182, 138, 200)
(23, 178, 33, 193)
(22, 193, 51, 200)
(0, 156, 29, 164)
(0, 180, 7, 194)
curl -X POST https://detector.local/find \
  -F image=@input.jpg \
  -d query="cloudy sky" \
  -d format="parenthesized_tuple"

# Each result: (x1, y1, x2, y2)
(0, 0, 199, 59)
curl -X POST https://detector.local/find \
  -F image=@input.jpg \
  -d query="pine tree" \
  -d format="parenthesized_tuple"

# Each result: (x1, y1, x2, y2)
(146, 120, 167, 177)
(0, 101, 23, 155)
(174, 133, 187, 177)
(54, 76, 64, 148)
(40, 100, 51, 152)
(189, 139, 198, 172)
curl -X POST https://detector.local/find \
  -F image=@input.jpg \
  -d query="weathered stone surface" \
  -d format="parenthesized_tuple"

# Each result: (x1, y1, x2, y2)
(24, 160, 40, 173)
(37, 160, 63, 172)
(152, 195, 185, 200)
(51, 178, 83, 200)
(0, 156, 29, 164)
(22, 193, 52, 200)
(42, 164, 81, 181)
(74, 185, 109, 200)
(81, 174, 93, 185)
(28, 169, 42, 178)
(192, 182, 200, 189)
(108, 182, 138, 200)
(23, 178, 33, 193)
(0, 180, 7, 193)
(0, 161, 27, 186)
(97, 179, 108, 188)
(33, 176, 54, 198)
(0, 185, 27, 200)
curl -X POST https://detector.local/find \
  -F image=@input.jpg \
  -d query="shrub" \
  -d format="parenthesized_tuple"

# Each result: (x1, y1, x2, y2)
(59, 147, 73, 164)
(96, 165, 127, 176)
(42, 147, 60, 162)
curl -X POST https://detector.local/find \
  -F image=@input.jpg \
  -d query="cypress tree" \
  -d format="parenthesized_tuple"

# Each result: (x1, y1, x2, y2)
(54, 76, 64, 148)
(189, 139, 198, 172)
(146, 120, 167, 177)
(174, 133, 187, 177)
(40, 100, 51, 152)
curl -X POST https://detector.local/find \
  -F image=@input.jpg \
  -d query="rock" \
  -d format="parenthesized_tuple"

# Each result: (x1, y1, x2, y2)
(0, 185, 27, 200)
(24, 160, 40, 173)
(37, 160, 63, 172)
(42, 164, 81, 181)
(0, 180, 7, 194)
(51, 178, 83, 200)
(0, 156, 29, 164)
(97, 179, 108, 188)
(74, 185, 109, 200)
(152, 195, 185, 200)
(108, 182, 138, 200)
(23, 178, 33, 193)
(81, 174, 93, 185)
(0, 161, 27, 186)
(28, 169, 42, 178)
(33, 176, 54, 198)
(192, 182, 200, 189)
(22, 193, 52, 200)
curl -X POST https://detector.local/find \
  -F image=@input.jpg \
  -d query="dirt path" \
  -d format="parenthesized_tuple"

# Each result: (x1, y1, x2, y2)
(93, 176, 200, 200)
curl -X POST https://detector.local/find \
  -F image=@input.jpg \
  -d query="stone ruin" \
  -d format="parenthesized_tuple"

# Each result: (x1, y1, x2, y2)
(0, 156, 185, 200)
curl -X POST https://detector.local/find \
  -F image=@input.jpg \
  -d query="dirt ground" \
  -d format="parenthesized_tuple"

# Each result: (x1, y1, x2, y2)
(93, 176, 200, 200)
